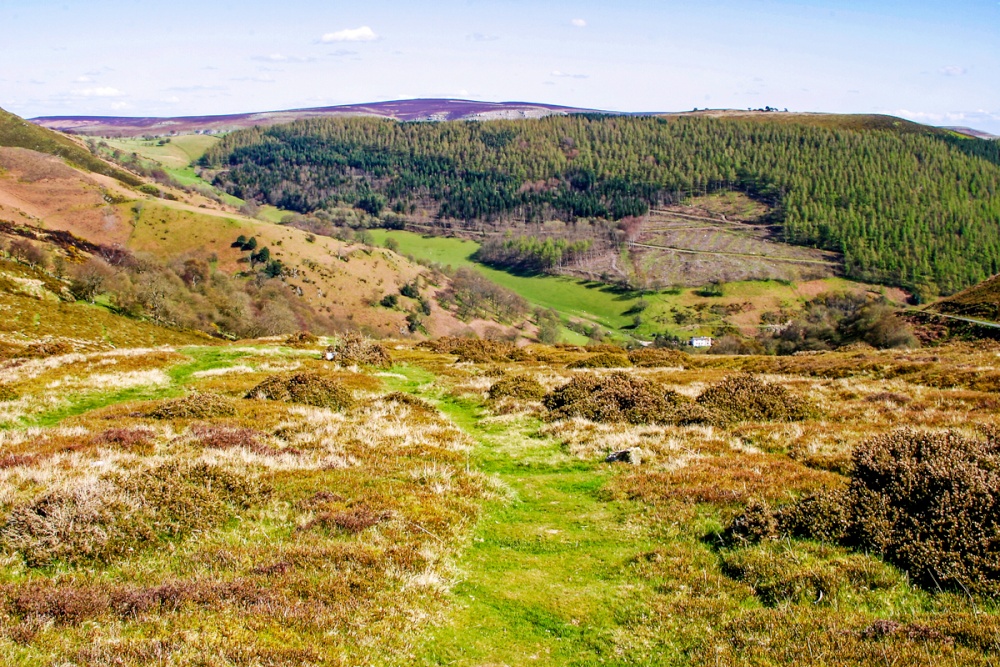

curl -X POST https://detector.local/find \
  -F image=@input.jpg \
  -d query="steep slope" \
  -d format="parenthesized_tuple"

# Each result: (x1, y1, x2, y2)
(0, 107, 140, 185)
(929, 274, 1000, 323)
(0, 107, 514, 339)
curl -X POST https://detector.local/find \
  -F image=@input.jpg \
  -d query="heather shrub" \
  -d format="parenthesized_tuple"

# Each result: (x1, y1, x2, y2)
(0, 383, 19, 402)
(246, 372, 354, 410)
(329, 331, 391, 367)
(423, 337, 524, 363)
(697, 373, 811, 423)
(544, 372, 687, 424)
(94, 427, 156, 453)
(777, 487, 851, 543)
(627, 348, 686, 368)
(724, 428, 1000, 597)
(568, 353, 632, 369)
(146, 392, 237, 419)
(382, 391, 436, 414)
(1, 462, 266, 567)
(285, 330, 319, 347)
(488, 375, 546, 402)
(726, 498, 779, 544)
(846, 428, 1000, 596)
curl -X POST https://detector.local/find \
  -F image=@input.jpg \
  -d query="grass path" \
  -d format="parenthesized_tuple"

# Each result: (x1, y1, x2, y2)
(400, 383, 661, 666)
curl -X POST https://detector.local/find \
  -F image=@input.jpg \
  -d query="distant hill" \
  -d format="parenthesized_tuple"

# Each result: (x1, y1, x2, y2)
(942, 126, 999, 140)
(930, 274, 1000, 323)
(30, 99, 604, 137)
(200, 112, 1000, 295)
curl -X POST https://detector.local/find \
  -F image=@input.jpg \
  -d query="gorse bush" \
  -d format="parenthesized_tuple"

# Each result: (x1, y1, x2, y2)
(696, 373, 811, 423)
(727, 428, 1000, 597)
(488, 375, 547, 401)
(544, 372, 687, 424)
(246, 372, 354, 410)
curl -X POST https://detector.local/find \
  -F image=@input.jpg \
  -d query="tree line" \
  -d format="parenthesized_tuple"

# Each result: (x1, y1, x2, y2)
(203, 115, 1000, 295)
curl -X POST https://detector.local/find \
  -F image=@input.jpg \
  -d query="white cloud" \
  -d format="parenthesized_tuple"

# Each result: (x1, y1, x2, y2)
(570, 18, 587, 27)
(321, 26, 378, 42)
(109, 101, 131, 110)
(253, 53, 315, 63)
(75, 75, 94, 83)
(75, 87, 125, 97)
(551, 70, 589, 79)
(939, 65, 967, 77)
(467, 32, 499, 42)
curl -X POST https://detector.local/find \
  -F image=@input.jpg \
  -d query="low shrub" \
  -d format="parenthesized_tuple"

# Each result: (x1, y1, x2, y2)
(302, 507, 391, 534)
(329, 331, 391, 368)
(1, 462, 267, 568)
(381, 391, 436, 414)
(627, 348, 686, 368)
(94, 427, 156, 452)
(725, 428, 1000, 597)
(22, 339, 73, 357)
(0, 383, 19, 402)
(697, 374, 811, 423)
(488, 375, 547, 401)
(568, 352, 632, 369)
(544, 372, 687, 424)
(423, 337, 525, 363)
(145, 393, 237, 420)
(246, 372, 354, 410)
(285, 330, 319, 347)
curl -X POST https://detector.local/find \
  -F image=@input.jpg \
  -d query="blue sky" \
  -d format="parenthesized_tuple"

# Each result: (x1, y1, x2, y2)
(1, 0, 998, 133)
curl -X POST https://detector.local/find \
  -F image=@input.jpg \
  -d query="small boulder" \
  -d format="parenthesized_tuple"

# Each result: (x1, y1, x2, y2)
(605, 447, 644, 465)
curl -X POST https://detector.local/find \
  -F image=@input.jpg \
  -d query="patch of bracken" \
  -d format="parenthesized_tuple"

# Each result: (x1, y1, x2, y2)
(246, 372, 354, 410)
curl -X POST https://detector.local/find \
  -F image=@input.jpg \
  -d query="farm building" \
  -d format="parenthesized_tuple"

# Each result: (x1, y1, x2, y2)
(689, 336, 713, 348)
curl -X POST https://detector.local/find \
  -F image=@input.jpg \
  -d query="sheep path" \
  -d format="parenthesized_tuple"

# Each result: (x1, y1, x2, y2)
(411, 391, 660, 666)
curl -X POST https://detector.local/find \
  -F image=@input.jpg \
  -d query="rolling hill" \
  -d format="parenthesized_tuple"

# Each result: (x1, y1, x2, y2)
(0, 107, 524, 341)
(30, 99, 603, 137)
(200, 112, 1000, 296)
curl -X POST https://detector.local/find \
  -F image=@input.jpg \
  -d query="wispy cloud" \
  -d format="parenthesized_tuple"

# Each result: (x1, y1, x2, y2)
(570, 18, 587, 28)
(252, 53, 315, 63)
(75, 87, 125, 97)
(329, 49, 359, 57)
(74, 75, 94, 83)
(168, 84, 226, 92)
(939, 65, 967, 77)
(110, 101, 131, 110)
(551, 70, 589, 80)
(467, 32, 499, 42)
(321, 26, 378, 43)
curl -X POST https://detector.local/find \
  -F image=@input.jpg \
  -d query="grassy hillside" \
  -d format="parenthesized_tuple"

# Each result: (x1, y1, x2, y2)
(0, 107, 140, 186)
(204, 114, 1000, 296)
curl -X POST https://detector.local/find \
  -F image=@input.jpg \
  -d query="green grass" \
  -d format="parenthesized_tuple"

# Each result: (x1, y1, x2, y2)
(370, 230, 642, 336)
(416, 390, 662, 665)
(102, 135, 219, 169)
